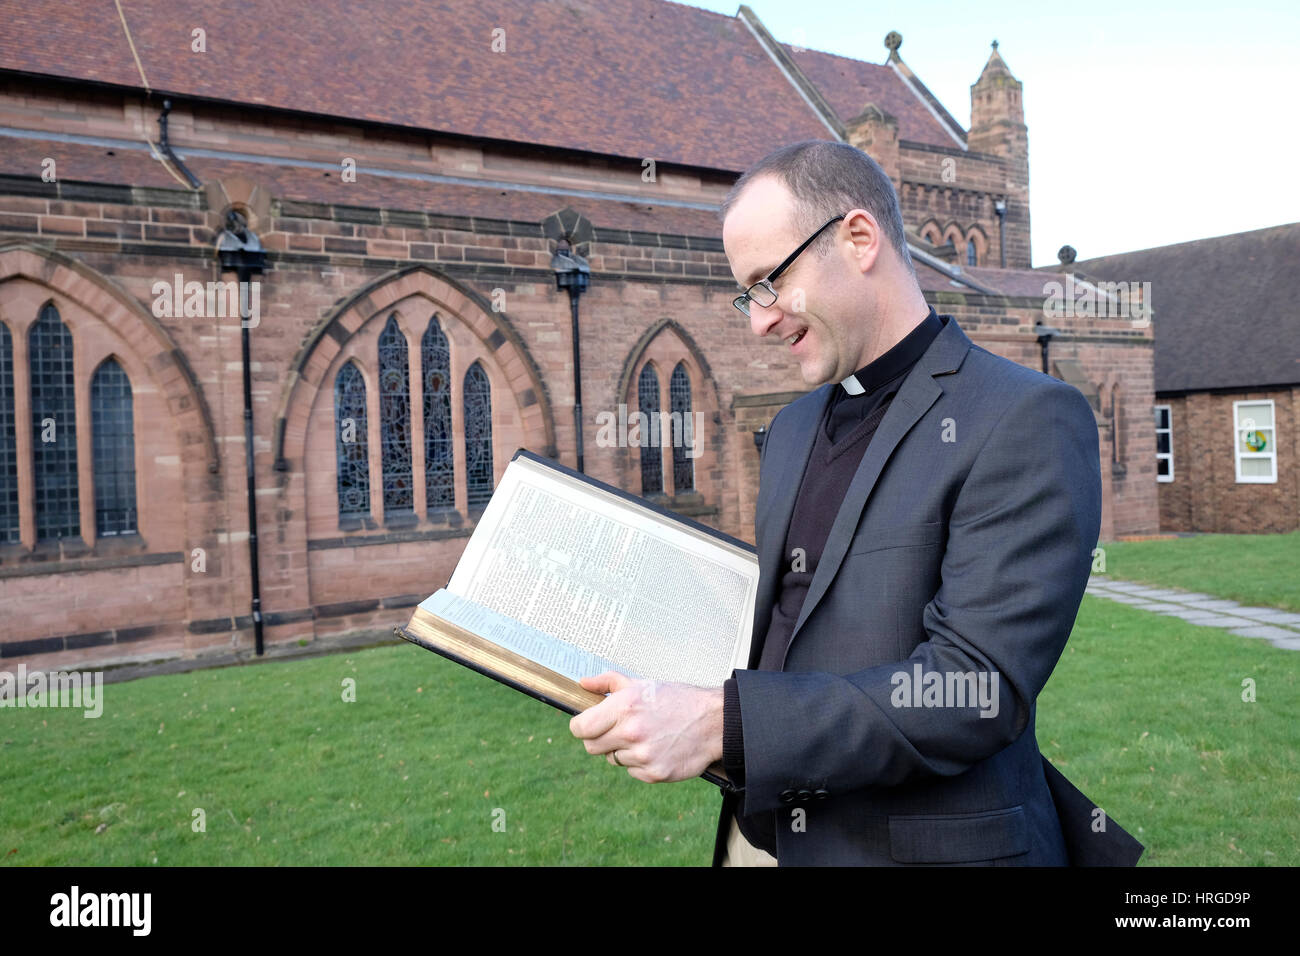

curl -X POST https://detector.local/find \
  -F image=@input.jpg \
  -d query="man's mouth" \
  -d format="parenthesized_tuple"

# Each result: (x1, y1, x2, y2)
(786, 328, 808, 348)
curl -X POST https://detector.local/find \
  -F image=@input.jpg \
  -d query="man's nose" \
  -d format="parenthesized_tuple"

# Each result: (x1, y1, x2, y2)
(749, 299, 784, 338)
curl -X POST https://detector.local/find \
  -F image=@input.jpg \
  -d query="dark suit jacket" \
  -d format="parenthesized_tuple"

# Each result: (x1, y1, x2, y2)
(712, 315, 1143, 866)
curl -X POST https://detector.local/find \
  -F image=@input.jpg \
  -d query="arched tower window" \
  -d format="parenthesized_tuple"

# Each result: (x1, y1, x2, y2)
(463, 361, 493, 508)
(334, 361, 370, 518)
(378, 315, 413, 513)
(670, 361, 694, 494)
(638, 363, 661, 495)
(422, 316, 454, 510)
(29, 302, 79, 541)
(90, 358, 137, 536)
(0, 322, 17, 544)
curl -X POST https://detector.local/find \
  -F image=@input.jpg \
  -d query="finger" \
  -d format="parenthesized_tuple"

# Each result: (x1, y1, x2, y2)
(626, 765, 657, 784)
(583, 722, 632, 756)
(569, 696, 621, 740)
(579, 671, 632, 696)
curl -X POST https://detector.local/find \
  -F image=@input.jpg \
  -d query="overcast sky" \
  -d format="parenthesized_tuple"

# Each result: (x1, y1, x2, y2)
(682, 0, 1300, 267)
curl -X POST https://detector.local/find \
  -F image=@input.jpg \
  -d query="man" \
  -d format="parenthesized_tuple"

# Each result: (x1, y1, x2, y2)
(570, 140, 1142, 866)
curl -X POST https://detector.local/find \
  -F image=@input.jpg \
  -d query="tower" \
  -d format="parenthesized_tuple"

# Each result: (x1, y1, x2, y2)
(969, 41, 1030, 268)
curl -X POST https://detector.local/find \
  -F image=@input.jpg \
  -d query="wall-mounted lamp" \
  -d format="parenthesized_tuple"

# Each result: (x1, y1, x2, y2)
(1034, 321, 1061, 376)
(993, 197, 1007, 268)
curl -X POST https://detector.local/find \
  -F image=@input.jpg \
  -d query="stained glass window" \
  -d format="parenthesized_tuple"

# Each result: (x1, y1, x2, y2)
(91, 358, 137, 536)
(422, 316, 454, 510)
(464, 361, 493, 508)
(378, 315, 413, 513)
(0, 323, 17, 544)
(638, 363, 661, 495)
(30, 303, 79, 541)
(334, 361, 370, 518)
(670, 362, 694, 494)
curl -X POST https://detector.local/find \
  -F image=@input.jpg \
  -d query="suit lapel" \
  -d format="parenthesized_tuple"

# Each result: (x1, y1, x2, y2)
(781, 315, 973, 667)
(748, 383, 832, 669)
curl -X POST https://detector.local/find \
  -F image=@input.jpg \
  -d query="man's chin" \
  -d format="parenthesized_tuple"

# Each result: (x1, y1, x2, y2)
(799, 362, 834, 388)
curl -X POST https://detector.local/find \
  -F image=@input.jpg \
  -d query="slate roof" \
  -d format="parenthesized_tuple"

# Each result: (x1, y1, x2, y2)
(1068, 224, 1300, 392)
(787, 45, 962, 150)
(0, 0, 965, 171)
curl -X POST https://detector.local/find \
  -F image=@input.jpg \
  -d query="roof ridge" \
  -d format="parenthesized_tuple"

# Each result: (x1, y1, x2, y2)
(887, 56, 967, 148)
(1071, 222, 1300, 264)
(780, 40, 894, 68)
(736, 4, 845, 140)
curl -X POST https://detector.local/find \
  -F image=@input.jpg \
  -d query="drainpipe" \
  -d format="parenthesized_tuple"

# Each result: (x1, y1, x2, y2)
(157, 98, 202, 189)
(217, 211, 268, 654)
(550, 240, 591, 474)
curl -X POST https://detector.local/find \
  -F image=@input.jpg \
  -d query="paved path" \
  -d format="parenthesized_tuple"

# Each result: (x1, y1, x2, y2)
(1085, 577, 1300, 652)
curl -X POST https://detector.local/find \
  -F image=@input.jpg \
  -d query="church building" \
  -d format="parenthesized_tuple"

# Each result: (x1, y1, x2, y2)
(0, 0, 1157, 670)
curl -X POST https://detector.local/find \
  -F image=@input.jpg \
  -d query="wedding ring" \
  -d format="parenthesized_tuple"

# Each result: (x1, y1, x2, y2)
(611, 750, 622, 766)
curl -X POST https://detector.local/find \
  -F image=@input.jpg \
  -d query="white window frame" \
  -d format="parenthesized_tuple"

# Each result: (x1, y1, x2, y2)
(1233, 399, 1277, 484)
(1154, 404, 1173, 482)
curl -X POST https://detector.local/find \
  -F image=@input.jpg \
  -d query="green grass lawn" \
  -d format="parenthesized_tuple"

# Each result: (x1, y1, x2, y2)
(3, 594, 1297, 866)
(1099, 531, 1300, 611)
(1, 645, 719, 866)
(1037, 596, 1298, 866)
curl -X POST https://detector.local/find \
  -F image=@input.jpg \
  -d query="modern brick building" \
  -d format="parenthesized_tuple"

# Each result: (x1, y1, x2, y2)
(1070, 224, 1300, 534)
(0, 0, 1157, 671)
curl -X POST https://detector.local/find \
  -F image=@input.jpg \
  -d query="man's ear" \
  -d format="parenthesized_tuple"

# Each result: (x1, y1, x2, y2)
(843, 208, 883, 275)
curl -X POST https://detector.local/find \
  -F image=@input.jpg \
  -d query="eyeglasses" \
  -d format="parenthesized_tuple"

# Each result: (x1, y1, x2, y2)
(732, 215, 845, 317)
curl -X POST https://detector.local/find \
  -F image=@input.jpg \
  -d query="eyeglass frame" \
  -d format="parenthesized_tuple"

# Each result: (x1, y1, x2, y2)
(732, 214, 846, 317)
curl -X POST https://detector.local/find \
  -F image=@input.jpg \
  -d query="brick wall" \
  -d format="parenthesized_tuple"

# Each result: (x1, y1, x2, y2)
(0, 84, 1154, 671)
(1157, 388, 1299, 533)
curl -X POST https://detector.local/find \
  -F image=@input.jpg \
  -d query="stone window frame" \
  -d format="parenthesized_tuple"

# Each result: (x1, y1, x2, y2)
(668, 361, 695, 495)
(321, 306, 501, 533)
(964, 227, 987, 267)
(636, 362, 662, 497)
(0, 300, 148, 554)
(626, 349, 709, 511)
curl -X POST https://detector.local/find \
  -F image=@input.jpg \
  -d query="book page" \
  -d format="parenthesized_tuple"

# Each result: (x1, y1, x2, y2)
(419, 589, 635, 685)
(448, 456, 757, 687)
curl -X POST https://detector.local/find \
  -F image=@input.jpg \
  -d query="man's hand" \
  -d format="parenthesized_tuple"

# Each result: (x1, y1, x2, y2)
(568, 672, 724, 784)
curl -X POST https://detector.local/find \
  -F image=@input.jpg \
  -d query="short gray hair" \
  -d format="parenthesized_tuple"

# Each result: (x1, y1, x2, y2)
(720, 140, 913, 271)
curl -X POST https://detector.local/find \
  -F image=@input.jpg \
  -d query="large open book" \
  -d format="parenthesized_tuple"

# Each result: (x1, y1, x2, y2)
(395, 449, 759, 792)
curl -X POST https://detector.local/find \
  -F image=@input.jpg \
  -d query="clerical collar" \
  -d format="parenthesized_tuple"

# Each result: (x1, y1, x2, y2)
(838, 308, 943, 396)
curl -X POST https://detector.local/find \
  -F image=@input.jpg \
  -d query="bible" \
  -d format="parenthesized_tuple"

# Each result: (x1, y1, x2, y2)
(395, 448, 760, 792)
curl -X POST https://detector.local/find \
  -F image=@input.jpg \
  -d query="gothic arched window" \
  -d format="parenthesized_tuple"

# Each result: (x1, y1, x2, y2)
(966, 242, 977, 266)
(463, 361, 493, 508)
(90, 358, 137, 536)
(422, 316, 454, 510)
(0, 322, 17, 544)
(334, 361, 370, 518)
(638, 364, 661, 495)
(378, 315, 413, 513)
(29, 303, 79, 541)
(670, 362, 694, 494)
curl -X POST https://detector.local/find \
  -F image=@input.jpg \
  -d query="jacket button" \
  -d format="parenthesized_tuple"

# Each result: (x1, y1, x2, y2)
(796, 789, 812, 802)
(813, 789, 829, 800)
(778, 789, 796, 804)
